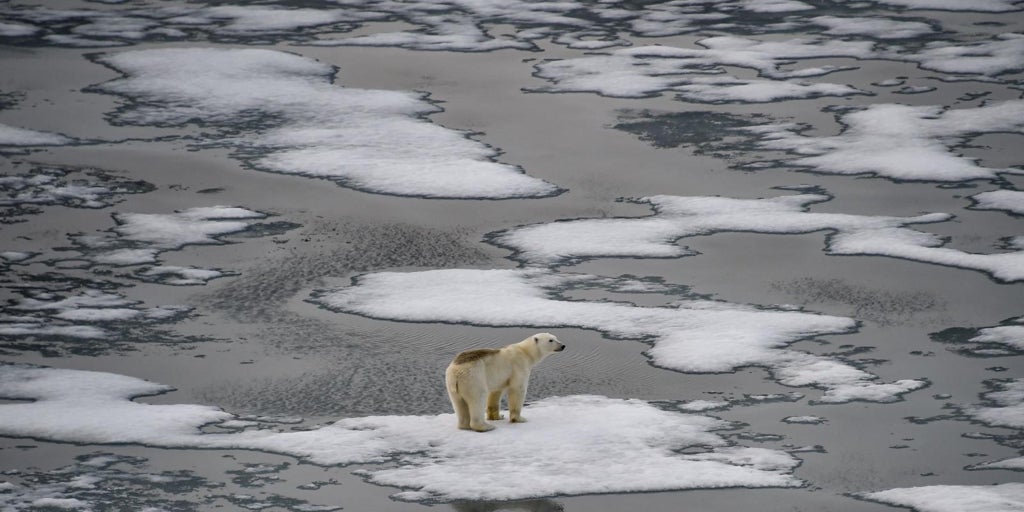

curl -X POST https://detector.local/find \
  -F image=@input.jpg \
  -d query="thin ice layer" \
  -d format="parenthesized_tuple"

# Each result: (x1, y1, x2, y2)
(748, 101, 1024, 182)
(860, 483, 1024, 512)
(2, 288, 190, 339)
(0, 365, 803, 502)
(313, 268, 925, 403)
(93, 48, 558, 199)
(494, 191, 1024, 282)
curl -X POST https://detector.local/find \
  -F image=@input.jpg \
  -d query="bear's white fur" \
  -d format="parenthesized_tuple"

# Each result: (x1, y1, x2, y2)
(445, 333, 565, 432)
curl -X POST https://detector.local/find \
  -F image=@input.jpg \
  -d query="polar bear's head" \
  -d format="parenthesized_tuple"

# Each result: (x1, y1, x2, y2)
(533, 333, 565, 356)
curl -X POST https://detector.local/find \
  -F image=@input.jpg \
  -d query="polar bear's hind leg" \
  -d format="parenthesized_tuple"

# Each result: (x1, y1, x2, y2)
(487, 390, 505, 421)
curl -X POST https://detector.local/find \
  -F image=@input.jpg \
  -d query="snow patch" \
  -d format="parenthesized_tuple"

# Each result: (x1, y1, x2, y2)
(747, 101, 1024, 182)
(0, 365, 804, 503)
(860, 483, 1024, 512)
(312, 268, 925, 403)
(93, 48, 559, 199)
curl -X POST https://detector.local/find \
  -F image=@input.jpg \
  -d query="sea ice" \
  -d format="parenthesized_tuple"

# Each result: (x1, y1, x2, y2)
(0, 22, 38, 37)
(0, 365, 805, 502)
(530, 38, 874, 102)
(93, 47, 559, 199)
(860, 483, 1024, 512)
(0, 123, 73, 146)
(747, 101, 1024, 182)
(969, 325, 1024, 351)
(68, 206, 267, 268)
(2, 287, 191, 340)
(809, 15, 935, 39)
(966, 379, 1024, 429)
(971, 190, 1024, 215)
(491, 191, 1021, 283)
(0, 166, 153, 217)
(875, 0, 1023, 12)
(312, 268, 926, 402)
(492, 193, 888, 264)
(782, 415, 826, 424)
(898, 34, 1024, 77)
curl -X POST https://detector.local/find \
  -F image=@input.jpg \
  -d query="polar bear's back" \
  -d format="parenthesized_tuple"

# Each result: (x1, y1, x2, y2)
(451, 348, 499, 365)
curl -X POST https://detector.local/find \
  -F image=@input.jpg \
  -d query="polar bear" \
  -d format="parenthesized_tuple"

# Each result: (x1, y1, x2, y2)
(445, 333, 566, 432)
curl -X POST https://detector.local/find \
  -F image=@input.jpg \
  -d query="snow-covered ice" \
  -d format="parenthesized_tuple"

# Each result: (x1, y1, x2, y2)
(312, 268, 926, 403)
(0, 123, 73, 146)
(860, 483, 1024, 512)
(493, 190, 1024, 282)
(971, 190, 1024, 215)
(530, 38, 874, 103)
(69, 206, 267, 267)
(0, 365, 805, 502)
(809, 16, 935, 39)
(93, 47, 559, 199)
(747, 101, 1024, 182)
(965, 379, 1024, 429)
(2, 288, 190, 339)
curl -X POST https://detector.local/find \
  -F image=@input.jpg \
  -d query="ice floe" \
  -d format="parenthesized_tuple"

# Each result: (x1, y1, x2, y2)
(966, 379, 1024, 429)
(0, 123, 73, 146)
(896, 33, 1024, 77)
(860, 483, 1024, 512)
(876, 0, 1023, 12)
(312, 268, 926, 403)
(782, 415, 826, 424)
(0, 365, 805, 502)
(971, 190, 1024, 216)
(747, 101, 1024, 182)
(491, 190, 1024, 282)
(67, 206, 267, 268)
(530, 38, 873, 103)
(92, 47, 559, 199)
(809, 15, 936, 39)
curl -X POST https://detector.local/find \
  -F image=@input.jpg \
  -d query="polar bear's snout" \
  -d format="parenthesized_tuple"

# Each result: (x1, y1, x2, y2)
(555, 343, 566, 351)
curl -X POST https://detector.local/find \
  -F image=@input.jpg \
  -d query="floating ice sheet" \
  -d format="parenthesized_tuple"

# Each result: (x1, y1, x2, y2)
(312, 268, 925, 403)
(875, 0, 1023, 12)
(0, 123, 73, 146)
(966, 379, 1024, 429)
(493, 190, 1024, 282)
(809, 15, 935, 39)
(860, 483, 1024, 512)
(0, 365, 804, 502)
(971, 190, 1024, 215)
(92, 47, 559, 199)
(747, 101, 1024, 182)
(530, 39, 872, 103)
(67, 206, 267, 270)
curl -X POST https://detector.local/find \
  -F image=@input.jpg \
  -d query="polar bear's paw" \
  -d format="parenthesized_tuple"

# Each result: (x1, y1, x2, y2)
(510, 416, 527, 423)
(470, 422, 496, 432)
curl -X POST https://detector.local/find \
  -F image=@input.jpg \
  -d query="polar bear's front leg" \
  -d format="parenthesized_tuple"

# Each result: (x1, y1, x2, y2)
(486, 390, 505, 421)
(508, 385, 527, 423)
